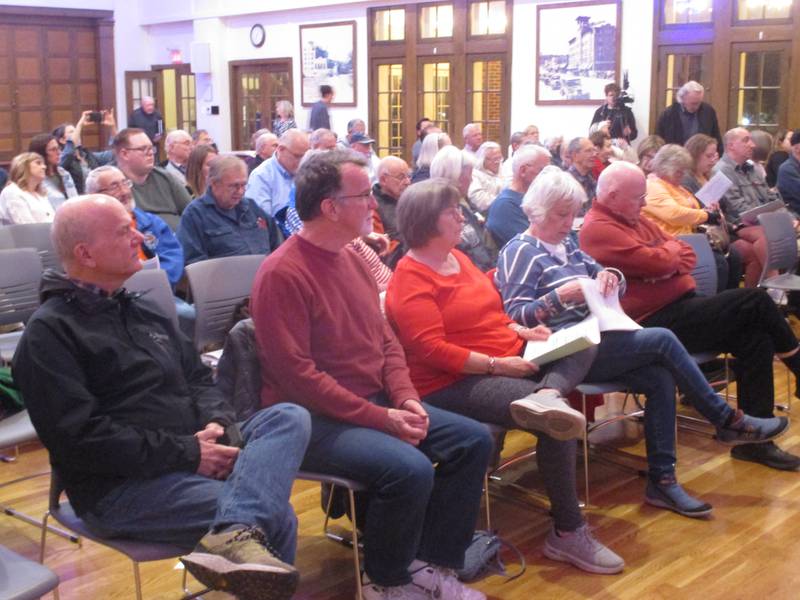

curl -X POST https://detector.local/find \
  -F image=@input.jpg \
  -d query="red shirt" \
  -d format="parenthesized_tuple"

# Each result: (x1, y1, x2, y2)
(251, 235, 419, 433)
(386, 250, 523, 396)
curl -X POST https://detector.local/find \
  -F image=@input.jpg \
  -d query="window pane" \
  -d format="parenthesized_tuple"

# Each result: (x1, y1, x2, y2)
(762, 51, 781, 86)
(737, 0, 791, 20)
(376, 63, 404, 157)
(421, 61, 451, 132)
(740, 89, 759, 125)
(663, 0, 712, 24)
(375, 8, 405, 41)
(469, 59, 503, 144)
(469, 1, 506, 36)
(742, 52, 759, 87)
(421, 4, 453, 38)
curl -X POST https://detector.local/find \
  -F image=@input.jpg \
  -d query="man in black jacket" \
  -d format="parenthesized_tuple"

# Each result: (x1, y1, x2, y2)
(12, 195, 309, 600)
(655, 80, 722, 150)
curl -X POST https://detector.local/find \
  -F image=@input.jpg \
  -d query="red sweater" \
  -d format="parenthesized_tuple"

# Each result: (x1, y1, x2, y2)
(385, 250, 523, 397)
(250, 235, 419, 433)
(579, 202, 697, 321)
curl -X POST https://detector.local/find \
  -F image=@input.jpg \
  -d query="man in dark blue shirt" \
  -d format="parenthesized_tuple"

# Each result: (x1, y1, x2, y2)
(178, 155, 280, 265)
(777, 131, 800, 215)
(308, 85, 333, 130)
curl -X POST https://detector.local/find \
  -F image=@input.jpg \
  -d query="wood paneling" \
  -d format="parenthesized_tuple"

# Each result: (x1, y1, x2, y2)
(0, 8, 114, 165)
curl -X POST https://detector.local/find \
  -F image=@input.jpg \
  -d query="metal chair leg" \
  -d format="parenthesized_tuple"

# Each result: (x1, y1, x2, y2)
(133, 561, 143, 600)
(483, 473, 492, 531)
(349, 488, 363, 600)
(581, 393, 590, 508)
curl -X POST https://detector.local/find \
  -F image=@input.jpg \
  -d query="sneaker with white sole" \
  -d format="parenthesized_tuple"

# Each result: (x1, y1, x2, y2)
(180, 526, 298, 600)
(509, 390, 586, 441)
(543, 524, 624, 574)
(644, 475, 713, 518)
(409, 561, 486, 600)
(362, 572, 429, 600)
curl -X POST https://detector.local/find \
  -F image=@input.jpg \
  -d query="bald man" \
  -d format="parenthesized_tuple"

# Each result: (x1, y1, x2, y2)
(12, 195, 309, 599)
(247, 132, 279, 174)
(128, 95, 163, 145)
(162, 129, 193, 185)
(580, 162, 800, 471)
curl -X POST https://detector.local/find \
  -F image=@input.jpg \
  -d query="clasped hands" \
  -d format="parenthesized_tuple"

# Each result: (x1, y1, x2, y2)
(195, 422, 240, 480)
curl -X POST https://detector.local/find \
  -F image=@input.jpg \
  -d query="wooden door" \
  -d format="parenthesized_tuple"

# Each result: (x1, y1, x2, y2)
(229, 59, 293, 150)
(655, 44, 713, 117)
(728, 41, 791, 133)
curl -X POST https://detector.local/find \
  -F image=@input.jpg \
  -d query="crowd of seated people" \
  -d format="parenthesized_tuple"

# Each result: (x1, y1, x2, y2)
(4, 85, 800, 600)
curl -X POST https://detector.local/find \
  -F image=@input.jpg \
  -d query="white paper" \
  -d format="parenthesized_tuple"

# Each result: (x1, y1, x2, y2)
(694, 171, 733, 207)
(523, 316, 600, 366)
(578, 278, 641, 332)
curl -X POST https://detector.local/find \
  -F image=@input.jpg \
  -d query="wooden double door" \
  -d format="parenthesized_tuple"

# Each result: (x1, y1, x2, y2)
(229, 59, 293, 151)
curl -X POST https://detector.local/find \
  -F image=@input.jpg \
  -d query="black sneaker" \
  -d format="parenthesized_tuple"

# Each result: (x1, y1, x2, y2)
(730, 441, 800, 471)
(181, 526, 298, 600)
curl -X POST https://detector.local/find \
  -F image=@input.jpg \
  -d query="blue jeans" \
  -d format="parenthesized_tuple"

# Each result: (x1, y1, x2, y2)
(300, 401, 493, 587)
(83, 403, 310, 562)
(586, 328, 735, 481)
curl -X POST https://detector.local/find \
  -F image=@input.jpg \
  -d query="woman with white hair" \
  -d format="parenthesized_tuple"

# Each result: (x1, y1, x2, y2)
(411, 132, 451, 183)
(642, 144, 745, 291)
(430, 145, 495, 270)
(468, 141, 504, 213)
(496, 165, 787, 520)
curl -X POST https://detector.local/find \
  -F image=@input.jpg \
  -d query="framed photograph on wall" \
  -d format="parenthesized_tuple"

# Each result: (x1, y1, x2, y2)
(299, 21, 357, 106)
(536, 0, 621, 105)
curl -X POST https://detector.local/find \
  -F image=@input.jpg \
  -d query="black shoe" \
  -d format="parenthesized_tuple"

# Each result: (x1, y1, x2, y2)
(731, 441, 800, 471)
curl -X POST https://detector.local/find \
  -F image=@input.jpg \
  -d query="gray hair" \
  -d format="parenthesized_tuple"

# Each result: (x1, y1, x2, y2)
(521, 165, 586, 223)
(509, 131, 524, 146)
(430, 145, 476, 184)
(474, 141, 501, 171)
(309, 128, 336, 149)
(566, 137, 586, 158)
(165, 129, 191, 149)
(275, 100, 294, 118)
(255, 132, 278, 153)
(676, 80, 705, 102)
(463, 122, 480, 137)
(85, 165, 124, 194)
(347, 118, 365, 133)
(512, 145, 550, 177)
(650, 144, 692, 180)
(376, 155, 407, 179)
(207, 154, 246, 185)
(417, 132, 451, 169)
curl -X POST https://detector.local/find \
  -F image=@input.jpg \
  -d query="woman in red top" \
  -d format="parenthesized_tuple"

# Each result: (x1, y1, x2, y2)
(385, 178, 624, 575)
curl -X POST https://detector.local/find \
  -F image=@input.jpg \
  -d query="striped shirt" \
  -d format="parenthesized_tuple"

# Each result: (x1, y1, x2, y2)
(496, 233, 601, 331)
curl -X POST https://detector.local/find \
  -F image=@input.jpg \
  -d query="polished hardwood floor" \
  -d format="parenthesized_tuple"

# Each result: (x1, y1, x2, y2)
(3, 362, 800, 600)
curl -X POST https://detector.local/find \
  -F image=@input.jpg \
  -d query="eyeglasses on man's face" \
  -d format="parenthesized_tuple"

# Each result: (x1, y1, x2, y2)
(126, 145, 155, 155)
(98, 178, 134, 195)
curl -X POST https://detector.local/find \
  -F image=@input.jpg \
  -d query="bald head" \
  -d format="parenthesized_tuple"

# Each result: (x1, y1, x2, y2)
(723, 127, 755, 164)
(377, 155, 411, 199)
(595, 162, 647, 226)
(53, 195, 144, 289)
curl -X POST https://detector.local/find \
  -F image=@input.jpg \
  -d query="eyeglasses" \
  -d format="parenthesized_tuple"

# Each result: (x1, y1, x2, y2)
(225, 182, 247, 192)
(98, 179, 134, 194)
(125, 145, 155, 155)
(389, 172, 412, 181)
(335, 191, 373, 203)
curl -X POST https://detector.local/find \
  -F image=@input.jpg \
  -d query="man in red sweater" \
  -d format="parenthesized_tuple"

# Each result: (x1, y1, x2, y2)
(250, 149, 492, 600)
(580, 161, 800, 471)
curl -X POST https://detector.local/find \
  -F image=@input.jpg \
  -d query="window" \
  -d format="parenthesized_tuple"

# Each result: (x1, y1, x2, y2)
(420, 61, 451, 133)
(375, 63, 404, 157)
(731, 47, 784, 131)
(663, 0, 712, 25)
(468, 58, 503, 143)
(374, 8, 405, 41)
(179, 73, 196, 133)
(661, 49, 710, 108)
(736, 0, 792, 22)
(469, 1, 506, 36)
(420, 4, 454, 39)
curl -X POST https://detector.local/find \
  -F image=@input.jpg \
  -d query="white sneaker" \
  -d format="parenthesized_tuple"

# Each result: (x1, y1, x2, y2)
(509, 389, 586, 440)
(543, 524, 624, 574)
(362, 574, 429, 600)
(409, 562, 486, 600)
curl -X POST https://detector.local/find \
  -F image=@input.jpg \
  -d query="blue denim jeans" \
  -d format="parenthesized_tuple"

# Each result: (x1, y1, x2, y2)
(83, 403, 310, 563)
(299, 401, 493, 587)
(586, 327, 735, 481)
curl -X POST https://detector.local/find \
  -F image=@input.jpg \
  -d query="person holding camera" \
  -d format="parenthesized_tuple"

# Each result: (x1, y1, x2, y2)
(56, 109, 117, 193)
(590, 83, 637, 143)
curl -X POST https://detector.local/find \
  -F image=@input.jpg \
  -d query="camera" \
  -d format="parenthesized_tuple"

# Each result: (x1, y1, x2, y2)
(88, 111, 103, 124)
(609, 71, 634, 139)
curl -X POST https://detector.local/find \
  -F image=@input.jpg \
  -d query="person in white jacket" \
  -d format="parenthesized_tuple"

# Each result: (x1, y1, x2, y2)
(468, 141, 504, 214)
(0, 152, 54, 225)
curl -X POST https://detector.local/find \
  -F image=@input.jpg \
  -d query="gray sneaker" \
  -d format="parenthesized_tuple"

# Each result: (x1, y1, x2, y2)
(180, 526, 298, 600)
(543, 524, 624, 574)
(510, 390, 586, 440)
(715, 410, 789, 446)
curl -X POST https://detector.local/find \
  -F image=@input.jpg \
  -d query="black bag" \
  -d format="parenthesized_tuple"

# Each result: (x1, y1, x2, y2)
(456, 530, 525, 582)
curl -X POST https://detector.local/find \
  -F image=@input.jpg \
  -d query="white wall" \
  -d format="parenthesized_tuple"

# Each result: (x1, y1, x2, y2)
(511, 0, 654, 147)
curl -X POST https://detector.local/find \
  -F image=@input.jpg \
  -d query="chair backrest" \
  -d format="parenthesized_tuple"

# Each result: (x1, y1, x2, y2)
(0, 248, 43, 327)
(123, 268, 179, 330)
(185, 254, 265, 352)
(0, 227, 13, 250)
(677, 233, 717, 297)
(758, 210, 798, 281)
(5, 222, 63, 272)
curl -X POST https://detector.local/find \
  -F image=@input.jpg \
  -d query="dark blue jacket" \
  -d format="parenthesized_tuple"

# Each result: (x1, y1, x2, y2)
(487, 188, 527, 249)
(177, 190, 280, 265)
(135, 207, 184, 287)
(777, 154, 800, 215)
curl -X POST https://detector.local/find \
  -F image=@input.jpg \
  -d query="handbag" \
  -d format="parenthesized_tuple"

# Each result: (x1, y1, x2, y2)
(698, 212, 731, 253)
(456, 530, 526, 582)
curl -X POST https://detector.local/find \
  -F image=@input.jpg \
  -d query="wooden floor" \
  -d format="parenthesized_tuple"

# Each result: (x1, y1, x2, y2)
(3, 364, 800, 599)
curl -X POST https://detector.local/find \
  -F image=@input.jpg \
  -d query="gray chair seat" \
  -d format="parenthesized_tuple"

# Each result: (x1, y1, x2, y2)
(0, 544, 59, 600)
(0, 411, 35, 452)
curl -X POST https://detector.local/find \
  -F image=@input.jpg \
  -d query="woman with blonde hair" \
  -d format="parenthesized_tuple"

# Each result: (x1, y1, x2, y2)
(411, 132, 451, 183)
(637, 134, 665, 176)
(272, 100, 297, 137)
(468, 141, 504, 213)
(0, 152, 54, 224)
(185, 144, 219, 199)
